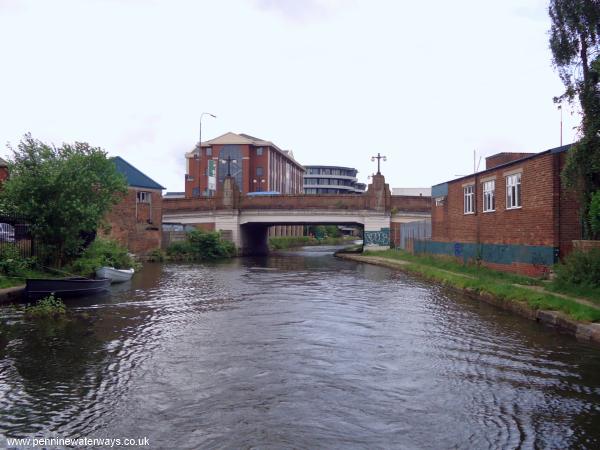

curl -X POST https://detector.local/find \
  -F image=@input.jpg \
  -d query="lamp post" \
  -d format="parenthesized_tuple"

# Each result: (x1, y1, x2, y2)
(198, 112, 216, 196)
(199, 112, 217, 152)
(371, 153, 387, 175)
(220, 155, 238, 177)
(253, 178, 265, 192)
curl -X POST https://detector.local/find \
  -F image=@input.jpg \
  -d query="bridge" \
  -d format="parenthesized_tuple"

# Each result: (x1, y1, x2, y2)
(162, 174, 431, 255)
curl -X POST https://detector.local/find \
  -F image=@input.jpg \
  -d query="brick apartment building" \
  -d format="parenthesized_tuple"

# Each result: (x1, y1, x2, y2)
(418, 144, 581, 276)
(100, 157, 165, 255)
(185, 132, 305, 197)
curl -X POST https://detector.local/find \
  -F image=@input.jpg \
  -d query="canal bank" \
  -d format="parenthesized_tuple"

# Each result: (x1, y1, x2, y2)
(337, 252, 600, 347)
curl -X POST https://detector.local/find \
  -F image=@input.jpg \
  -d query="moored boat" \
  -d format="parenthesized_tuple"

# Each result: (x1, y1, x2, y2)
(25, 277, 111, 301)
(95, 267, 135, 283)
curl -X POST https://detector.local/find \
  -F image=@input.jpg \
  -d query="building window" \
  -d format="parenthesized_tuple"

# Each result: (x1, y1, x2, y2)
(205, 147, 212, 156)
(464, 185, 474, 214)
(483, 180, 495, 212)
(435, 197, 444, 206)
(137, 191, 151, 203)
(256, 166, 263, 176)
(256, 147, 263, 156)
(506, 173, 522, 209)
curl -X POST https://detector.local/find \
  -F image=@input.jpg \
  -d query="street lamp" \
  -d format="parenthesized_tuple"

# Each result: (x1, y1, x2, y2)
(371, 153, 387, 175)
(197, 112, 216, 197)
(220, 155, 238, 176)
(253, 178, 265, 192)
(199, 112, 217, 153)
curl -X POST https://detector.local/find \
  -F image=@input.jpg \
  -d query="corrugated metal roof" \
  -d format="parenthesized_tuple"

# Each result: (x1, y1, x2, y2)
(111, 156, 165, 190)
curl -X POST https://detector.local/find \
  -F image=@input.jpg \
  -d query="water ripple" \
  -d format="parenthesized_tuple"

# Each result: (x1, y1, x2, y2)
(0, 254, 599, 449)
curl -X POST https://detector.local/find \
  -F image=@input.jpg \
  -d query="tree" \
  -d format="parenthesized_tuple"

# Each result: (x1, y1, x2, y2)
(0, 134, 128, 266)
(549, 0, 600, 239)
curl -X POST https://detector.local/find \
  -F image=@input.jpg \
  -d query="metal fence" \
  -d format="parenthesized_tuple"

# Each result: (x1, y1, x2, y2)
(396, 219, 431, 251)
(0, 213, 34, 258)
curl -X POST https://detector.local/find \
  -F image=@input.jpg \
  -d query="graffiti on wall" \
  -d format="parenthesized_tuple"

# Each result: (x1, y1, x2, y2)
(364, 227, 390, 246)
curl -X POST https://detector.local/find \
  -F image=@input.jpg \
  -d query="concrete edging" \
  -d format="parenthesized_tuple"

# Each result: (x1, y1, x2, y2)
(336, 253, 600, 348)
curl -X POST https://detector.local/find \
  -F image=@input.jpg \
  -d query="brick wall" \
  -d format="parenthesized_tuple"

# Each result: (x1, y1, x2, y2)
(163, 196, 218, 214)
(557, 153, 582, 256)
(165, 189, 429, 213)
(485, 152, 536, 170)
(433, 153, 559, 246)
(390, 195, 431, 213)
(429, 150, 582, 275)
(100, 187, 163, 255)
(0, 166, 8, 182)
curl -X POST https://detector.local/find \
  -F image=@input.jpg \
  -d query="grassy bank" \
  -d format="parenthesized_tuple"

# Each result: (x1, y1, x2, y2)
(361, 250, 600, 323)
(0, 267, 48, 289)
(269, 236, 356, 250)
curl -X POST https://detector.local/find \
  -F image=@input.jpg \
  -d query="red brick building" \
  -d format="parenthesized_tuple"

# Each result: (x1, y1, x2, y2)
(184, 132, 305, 197)
(419, 144, 581, 276)
(100, 157, 165, 256)
(0, 157, 9, 183)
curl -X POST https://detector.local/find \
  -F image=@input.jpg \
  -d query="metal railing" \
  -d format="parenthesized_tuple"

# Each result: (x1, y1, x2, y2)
(0, 213, 34, 258)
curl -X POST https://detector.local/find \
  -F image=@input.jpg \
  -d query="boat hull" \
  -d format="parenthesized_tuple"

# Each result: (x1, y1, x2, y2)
(25, 277, 111, 301)
(95, 267, 135, 283)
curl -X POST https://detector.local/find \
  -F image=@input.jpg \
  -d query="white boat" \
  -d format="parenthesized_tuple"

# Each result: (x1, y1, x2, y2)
(95, 267, 135, 283)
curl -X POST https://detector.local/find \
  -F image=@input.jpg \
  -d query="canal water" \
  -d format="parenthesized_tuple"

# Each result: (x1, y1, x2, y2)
(1, 246, 600, 449)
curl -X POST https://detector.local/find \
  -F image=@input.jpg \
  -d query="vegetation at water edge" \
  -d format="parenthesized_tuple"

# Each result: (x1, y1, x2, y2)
(24, 295, 67, 320)
(69, 239, 139, 277)
(550, 249, 600, 302)
(166, 229, 236, 261)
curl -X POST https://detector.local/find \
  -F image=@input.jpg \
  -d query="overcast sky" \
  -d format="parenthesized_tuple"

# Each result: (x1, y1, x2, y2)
(0, 0, 580, 191)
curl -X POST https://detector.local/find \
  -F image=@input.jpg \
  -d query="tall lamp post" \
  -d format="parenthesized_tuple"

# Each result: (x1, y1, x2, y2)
(197, 112, 216, 196)
(371, 153, 387, 174)
(253, 178, 265, 192)
(220, 155, 238, 177)
(199, 112, 217, 152)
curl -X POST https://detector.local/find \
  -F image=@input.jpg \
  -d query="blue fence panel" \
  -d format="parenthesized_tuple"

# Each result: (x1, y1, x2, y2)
(413, 240, 558, 266)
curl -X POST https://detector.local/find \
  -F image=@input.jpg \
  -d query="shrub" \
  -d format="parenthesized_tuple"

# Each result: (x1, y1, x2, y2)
(269, 236, 311, 250)
(147, 248, 166, 262)
(69, 239, 139, 276)
(590, 190, 600, 237)
(166, 240, 194, 260)
(24, 294, 67, 320)
(0, 244, 34, 277)
(166, 230, 235, 261)
(554, 249, 600, 288)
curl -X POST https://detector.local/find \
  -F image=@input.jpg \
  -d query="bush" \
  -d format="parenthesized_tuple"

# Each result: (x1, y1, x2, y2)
(554, 249, 600, 288)
(69, 239, 139, 276)
(147, 248, 166, 262)
(167, 230, 235, 261)
(590, 190, 600, 238)
(0, 244, 34, 277)
(269, 236, 311, 250)
(24, 294, 66, 320)
(166, 240, 194, 259)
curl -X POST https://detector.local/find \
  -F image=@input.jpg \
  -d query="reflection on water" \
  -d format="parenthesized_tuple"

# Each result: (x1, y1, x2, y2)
(1, 247, 600, 449)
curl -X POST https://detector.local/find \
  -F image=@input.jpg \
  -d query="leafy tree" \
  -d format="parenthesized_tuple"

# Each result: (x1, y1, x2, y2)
(325, 225, 341, 238)
(0, 134, 127, 266)
(549, 0, 600, 238)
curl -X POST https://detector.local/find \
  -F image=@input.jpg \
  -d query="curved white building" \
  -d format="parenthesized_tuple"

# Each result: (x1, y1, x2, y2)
(303, 166, 366, 194)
